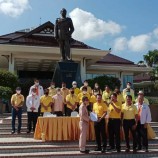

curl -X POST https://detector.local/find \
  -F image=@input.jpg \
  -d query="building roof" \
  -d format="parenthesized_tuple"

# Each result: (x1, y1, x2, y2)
(0, 21, 136, 67)
(97, 53, 135, 65)
(0, 21, 95, 49)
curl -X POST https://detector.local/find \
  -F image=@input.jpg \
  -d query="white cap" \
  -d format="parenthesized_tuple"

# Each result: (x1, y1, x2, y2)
(72, 81, 77, 85)
(138, 90, 144, 95)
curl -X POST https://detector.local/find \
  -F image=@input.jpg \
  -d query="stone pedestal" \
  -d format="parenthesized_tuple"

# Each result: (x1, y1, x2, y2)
(52, 61, 82, 88)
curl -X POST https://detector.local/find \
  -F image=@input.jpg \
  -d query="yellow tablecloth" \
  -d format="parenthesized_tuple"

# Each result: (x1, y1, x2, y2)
(34, 117, 156, 141)
(34, 117, 96, 141)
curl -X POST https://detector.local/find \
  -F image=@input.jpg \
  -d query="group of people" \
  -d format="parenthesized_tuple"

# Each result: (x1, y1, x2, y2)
(10, 79, 152, 154)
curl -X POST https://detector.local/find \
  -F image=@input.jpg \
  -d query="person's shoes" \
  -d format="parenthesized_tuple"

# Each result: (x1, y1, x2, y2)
(94, 148, 102, 151)
(137, 146, 142, 151)
(27, 130, 31, 134)
(107, 147, 115, 151)
(125, 148, 130, 152)
(80, 150, 89, 154)
(17, 130, 21, 134)
(101, 147, 106, 153)
(11, 131, 15, 134)
(133, 149, 137, 153)
(117, 149, 121, 153)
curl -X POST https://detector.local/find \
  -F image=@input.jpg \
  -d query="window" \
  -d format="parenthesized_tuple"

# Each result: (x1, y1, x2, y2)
(123, 75, 133, 89)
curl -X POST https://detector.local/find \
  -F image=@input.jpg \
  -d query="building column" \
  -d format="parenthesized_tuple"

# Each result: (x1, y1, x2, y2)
(9, 53, 15, 73)
(119, 71, 123, 91)
(80, 58, 86, 83)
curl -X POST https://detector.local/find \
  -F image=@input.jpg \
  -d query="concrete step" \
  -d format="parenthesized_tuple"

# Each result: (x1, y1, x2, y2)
(0, 122, 28, 127)
(1, 143, 158, 154)
(0, 132, 34, 138)
(0, 127, 27, 132)
(0, 150, 158, 158)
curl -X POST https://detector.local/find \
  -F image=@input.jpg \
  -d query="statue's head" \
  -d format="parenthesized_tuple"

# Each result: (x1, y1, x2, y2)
(60, 8, 67, 17)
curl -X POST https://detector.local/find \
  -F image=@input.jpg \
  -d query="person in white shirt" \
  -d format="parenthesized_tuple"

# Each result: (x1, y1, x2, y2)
(29, 79, 44, 97)
(29, 79, 44, 115)
(26, 88, 40, 133)
(135, 94, 151, 152)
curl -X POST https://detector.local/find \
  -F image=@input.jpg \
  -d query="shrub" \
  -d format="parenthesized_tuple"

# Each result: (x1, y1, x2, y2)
(0, 86, 13, 100)
(87, 75, 121, 91)
(0, 70, 19, 91)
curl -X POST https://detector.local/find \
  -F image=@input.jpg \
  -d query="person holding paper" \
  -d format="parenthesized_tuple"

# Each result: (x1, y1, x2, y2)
(93, 94, 107, 153)
(108, 93, 122, 152)
(79, 96, 90, 154)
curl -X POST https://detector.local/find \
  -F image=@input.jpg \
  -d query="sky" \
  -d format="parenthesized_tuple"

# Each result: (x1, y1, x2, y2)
(0, 0, 158, 63)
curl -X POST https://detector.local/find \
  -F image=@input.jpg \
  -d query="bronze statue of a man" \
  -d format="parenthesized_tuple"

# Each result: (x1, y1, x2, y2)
(54, 8, 74, 61)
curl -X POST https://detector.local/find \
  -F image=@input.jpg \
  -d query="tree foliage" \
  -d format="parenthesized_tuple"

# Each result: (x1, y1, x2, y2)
(87, 75, 121, 91)
(0, 70, 19, 91)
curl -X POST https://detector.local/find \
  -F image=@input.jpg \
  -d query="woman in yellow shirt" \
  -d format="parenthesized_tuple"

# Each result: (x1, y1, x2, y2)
(121, 95, 138, 153)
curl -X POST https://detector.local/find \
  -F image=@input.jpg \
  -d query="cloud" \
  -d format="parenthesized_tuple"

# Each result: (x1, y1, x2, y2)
(128, 34, 151, 52)
(69, 8, 123, 41)
(0, 0, 31, 18)
(113, 34, 152, 52)
(113, 37, 128, 51)
(153, 28, 158, 39)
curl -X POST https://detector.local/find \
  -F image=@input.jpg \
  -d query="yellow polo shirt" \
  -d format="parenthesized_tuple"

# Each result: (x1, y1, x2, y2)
(66, 94, 78, 109)
(40, 95, 52, 112)
(48, 87, 56, 97)
(80, 86, 92, 95)
(93, 102, 107, 118)
(78, 92, 90, 104)
(108, 101, 121, 119)
(74, 88, 80, 96)
(117, 93, 124, 104)
(11, 94, 24, 107)
(61, 88, 69, 104)
(90, 95, 97, 104)
(102, 91, 112, 103)
(121, 103, 138, 120)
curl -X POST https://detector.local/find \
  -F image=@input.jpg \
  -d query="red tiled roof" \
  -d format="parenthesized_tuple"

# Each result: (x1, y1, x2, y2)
(97, 53, 135, 65)
(0, 21, 96, 49)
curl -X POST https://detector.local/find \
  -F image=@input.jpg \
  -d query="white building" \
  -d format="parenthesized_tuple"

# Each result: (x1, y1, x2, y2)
(0, 21, 151, 89)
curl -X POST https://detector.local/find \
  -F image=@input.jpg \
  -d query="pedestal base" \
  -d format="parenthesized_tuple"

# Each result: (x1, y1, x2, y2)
(52, 61, 82, 88)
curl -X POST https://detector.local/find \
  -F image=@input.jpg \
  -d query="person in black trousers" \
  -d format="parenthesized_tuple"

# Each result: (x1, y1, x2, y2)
(121, 95, 138, 153)
(93, 94, 107, 153)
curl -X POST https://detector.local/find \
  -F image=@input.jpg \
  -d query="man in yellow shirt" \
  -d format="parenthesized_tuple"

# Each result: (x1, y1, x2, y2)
(66, 88, 79, 116)
(61, 82, 69, 116)
(80, 80, 92, 95)
(72, 81, 80, 96)
(102, 85, 112, 105)
(114, 87, 124, 104)
(48, 82, 56, 97)
(40, 89, 53, 116)
(90, 89, 99, 108)
(123, 82, 135, 103)
(11, 87, 24, 134)
(78, 87, 91, 111)
(121, 95, 138, 153)
(108, 93, 122, 152)
(93, 94, 107, 153)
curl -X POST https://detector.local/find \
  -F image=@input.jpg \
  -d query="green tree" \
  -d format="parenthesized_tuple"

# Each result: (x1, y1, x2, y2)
(0, 70, 19, 91)
(87, 75, 121, 91)
(143, 49, 158, 67)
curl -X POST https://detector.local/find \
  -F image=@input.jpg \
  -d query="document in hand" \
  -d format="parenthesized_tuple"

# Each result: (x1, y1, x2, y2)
(90, 112, 98, 122)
